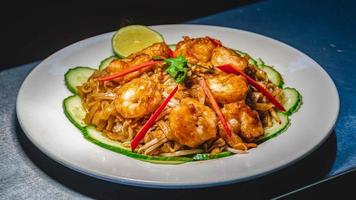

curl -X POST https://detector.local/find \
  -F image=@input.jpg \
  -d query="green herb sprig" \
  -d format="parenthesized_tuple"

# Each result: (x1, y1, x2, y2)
(164, 55, 188, 84)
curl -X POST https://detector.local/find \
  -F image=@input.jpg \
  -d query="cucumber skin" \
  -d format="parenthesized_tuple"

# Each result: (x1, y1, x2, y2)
(63, 95, 86, 130)
(257, 112, 291, 143)
(192, 151, 232, 160)
(99, 56, 117, 71)
(234, 50, 284, 88)
(284, 87, 303, 116)
(258, 122, 291, 143)
(256, 60, 284, 88)
(64, 68, 78, 94)
(261, 66, 284, 88)
(64, 66, 95, 94)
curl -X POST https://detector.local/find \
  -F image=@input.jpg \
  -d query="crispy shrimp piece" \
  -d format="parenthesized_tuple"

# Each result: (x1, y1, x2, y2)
(221, 101, 264, 142)
(168, 98, 217, 148)
(130, 42, 172, 59)
(211, 46, 248, 71)
(174, 37, 248, 71)
(106, 53, 153, 83)
(106, 42, 171, 81)
(205, 74, 248, 104)
(239, 103, 264, 142)
(105, 59, 129, 74)
(114, 78, 162, 118)
(219, 103, 244, 149)
(174, 36, 216, 65)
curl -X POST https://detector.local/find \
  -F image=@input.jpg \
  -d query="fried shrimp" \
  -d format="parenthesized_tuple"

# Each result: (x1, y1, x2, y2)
(174, 36, 248, 72)
(114, 77, 162, 118)
(133, 42, 172, 59)
(211, 46, 248, 71)
(174, 36, 216, 65)
(222, 101, 264, 142)
(206, 74, 249, 104)
(106, 42, 170, 82)
(168, 98, 217, 148)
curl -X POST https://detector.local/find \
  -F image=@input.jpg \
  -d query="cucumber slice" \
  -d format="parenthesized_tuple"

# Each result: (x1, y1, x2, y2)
(282, 87, 302, 115)
(234, 49, 258, 67)
(65, 67, 96, 94)
(84, 126, 192, 164)
(99, 56, 117, 71)
(256, 58, 265, 67)
(248, 58, 257, 66)
(233, 51, 284, 87)
(234, 49, 247, 57)
(261, 65, 284, 88)
(254, 58, 284, 87)
(112, 25, 164, 58)
(192, 151, 232, 160)
(258, 112, 290, 142)
(63, 95, 86, 129)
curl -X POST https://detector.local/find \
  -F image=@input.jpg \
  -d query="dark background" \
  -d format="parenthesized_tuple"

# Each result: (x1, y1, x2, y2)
(0, 0, 257, 69)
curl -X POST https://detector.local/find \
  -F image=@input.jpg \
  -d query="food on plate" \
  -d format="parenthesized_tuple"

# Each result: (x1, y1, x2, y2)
(63, 25, 302, 164)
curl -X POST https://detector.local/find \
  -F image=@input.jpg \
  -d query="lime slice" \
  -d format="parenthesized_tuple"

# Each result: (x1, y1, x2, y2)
(112, 25, 164, 57)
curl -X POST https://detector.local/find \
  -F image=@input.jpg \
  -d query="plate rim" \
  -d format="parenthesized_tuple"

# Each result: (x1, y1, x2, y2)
(16, 24, 340, 188)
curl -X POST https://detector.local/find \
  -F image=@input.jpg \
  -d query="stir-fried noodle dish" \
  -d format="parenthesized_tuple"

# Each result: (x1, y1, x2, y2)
(64, 26, 301, 163)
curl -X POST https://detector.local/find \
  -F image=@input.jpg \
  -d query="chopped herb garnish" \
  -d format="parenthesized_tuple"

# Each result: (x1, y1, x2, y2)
(164, 55, 188, 83)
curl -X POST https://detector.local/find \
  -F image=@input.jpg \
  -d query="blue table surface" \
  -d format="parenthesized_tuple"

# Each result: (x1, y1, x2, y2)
(0, 0, 355, 199)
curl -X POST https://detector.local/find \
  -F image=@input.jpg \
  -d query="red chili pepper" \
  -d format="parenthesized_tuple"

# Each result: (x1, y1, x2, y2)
(167, 46, 174, 58)
(207, 36, 222, 47)
(217, 64, 286, 112)
(200, 78, 232, 138)
(130, 86, 179, 150)
(99, 60, 161, 81)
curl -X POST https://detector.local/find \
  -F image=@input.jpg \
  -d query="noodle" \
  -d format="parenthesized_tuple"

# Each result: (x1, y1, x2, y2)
(160, 149, 203, 157)
(254, 103, 273, 111)
(138, 138, 159, 153)
(144, 137, 168, 155)
(270, 108, 281, 124)
(76, 38, 286, 158)
(225, 146, 248, 154)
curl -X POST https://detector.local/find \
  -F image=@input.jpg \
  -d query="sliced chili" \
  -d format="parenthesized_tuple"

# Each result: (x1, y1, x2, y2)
(130, 86, 179, 150)
(200, 78, 232, 138)
(217, 64, 286, 112)
(99, 60, 161, 81)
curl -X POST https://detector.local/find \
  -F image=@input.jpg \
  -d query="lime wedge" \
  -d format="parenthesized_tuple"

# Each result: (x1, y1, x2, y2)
(112, 25, 164, 57)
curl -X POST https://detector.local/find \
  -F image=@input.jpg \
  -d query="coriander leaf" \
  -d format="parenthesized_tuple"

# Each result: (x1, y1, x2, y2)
(164, 55, 188, 84)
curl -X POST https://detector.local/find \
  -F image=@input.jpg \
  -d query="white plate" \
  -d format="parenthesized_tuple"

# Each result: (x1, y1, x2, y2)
(16, 25, 339, 188)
